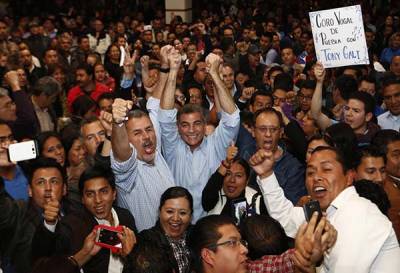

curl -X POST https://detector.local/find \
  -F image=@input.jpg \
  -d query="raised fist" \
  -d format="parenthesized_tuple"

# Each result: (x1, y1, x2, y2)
(112, 98, 133, 124)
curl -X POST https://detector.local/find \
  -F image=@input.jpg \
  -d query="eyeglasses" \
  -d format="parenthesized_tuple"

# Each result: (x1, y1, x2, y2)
(0, 134, 14, 144)
(298, 93, 313, 101)
(208, 239, 248, 249)
(254, 126, 280, 134)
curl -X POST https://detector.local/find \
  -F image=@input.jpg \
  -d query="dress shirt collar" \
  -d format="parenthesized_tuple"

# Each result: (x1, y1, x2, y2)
(327, 186, 357, 216)
(387, 111, 400, 121)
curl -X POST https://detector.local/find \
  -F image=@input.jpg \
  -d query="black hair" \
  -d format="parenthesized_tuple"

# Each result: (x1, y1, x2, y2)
(188, 215, 236, 273)
(76, 63, 94, 77)
(249, 90, 273, 106)
(347, 91, 376, 115)
(240, 110, 254, 128)
(299, 79, 316, 90)
(241, 215, 289, 260)
(311, 146, 351, 173)
(36, 131, 64, 155)
(334, 75, 358, 100)
(353, 180, 391, 216)
(381, 73, 400, 93)
(253, 107, 284, 128)
(72, 95, 97, 118)
(128, 243, 174, 273)
(273, 72, 293, 92)
(27, 157, 66, 185)
(267, 66, 284, 78)
(355, 145, 386, 168)
(97, 92, 115, 104)
(60, 124, 82, 167)
(307, 133, 334, 148)
(371, 129, 400, 155)
(159, 186, 193, 214)
(359, 75, 376, 85)
(325, 122, 358, 168)
(78, 165, 115, 193)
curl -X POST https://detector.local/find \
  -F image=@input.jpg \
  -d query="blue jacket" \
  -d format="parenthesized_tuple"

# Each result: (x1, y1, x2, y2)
(248, 149, 307, 205)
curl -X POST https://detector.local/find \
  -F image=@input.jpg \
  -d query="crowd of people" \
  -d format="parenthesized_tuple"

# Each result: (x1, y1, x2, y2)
(0, 0, 400, 272)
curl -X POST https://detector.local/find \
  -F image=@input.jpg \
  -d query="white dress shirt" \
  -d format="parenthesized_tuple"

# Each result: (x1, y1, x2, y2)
(158, 108, 240, 221)
(378, 111, 400, 131)
(95, 208, 123, 273)
(257, 173, 400, 273)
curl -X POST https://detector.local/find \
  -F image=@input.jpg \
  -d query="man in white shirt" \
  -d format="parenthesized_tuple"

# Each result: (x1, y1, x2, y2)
(249, 146, 400, 272)
(378, 78, 400, 130)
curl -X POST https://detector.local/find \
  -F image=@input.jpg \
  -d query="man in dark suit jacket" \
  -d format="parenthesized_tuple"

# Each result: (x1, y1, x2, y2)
(0, 157, 80, 273)
(32, 165, 137, 273)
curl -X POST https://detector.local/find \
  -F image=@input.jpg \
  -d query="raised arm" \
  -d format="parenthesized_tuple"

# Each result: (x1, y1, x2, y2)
(111, 98, 134, 162)
(249, 149, 305, 237)
(207, 54, 237, 114)
(142, 45, 174, 100)
(310, 63, 332, 131)
(160, 48, 181, 110)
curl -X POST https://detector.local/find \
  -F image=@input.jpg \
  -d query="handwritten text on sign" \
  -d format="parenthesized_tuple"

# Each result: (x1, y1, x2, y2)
(309, 5, 369, 68)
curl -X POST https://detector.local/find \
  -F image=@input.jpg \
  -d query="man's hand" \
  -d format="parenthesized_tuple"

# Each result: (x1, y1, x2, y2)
(43, 198, 60, 225)
(123, 46, 137, 77)
(240, 87, 255, 101)
(160, 45, 173, 67)
(206, 53, 222, 76)
(249, 149, 274, 179)
(293, 213, 337, 272)
(168, 49, 182, 71)
(112, 98, 133, 124)
(99, 110, 113, 137)
(117, 226, 136, 257)
(4, 71, 20, 92)
(314, 62, 326, 84)
(226, 142, 238, 163)
(73, 230, 102, 267)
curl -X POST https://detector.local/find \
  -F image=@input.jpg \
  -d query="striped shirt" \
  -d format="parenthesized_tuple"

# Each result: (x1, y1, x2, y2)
(110, 146, 175, 232)
(158, 108, 240, 221)
(111, 97, 175, 232)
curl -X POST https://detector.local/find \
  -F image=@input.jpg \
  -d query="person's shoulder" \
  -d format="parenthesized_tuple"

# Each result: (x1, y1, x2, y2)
(96, 82, 112, 92)
(378, 110, 390, 120)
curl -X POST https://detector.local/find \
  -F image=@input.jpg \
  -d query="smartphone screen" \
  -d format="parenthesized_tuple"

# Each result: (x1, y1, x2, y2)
(232, 198, 247, 225)
(97, 228, 121, 246)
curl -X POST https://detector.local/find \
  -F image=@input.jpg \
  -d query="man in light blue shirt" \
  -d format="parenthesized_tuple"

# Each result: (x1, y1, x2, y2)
(110, 98, 175, 231)
(158, 51, 240, 221)
(378, 78, 400, 131)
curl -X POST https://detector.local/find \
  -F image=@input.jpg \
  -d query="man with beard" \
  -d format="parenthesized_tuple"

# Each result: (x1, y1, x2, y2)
(67, 64, 111, 114)
(110, 97, 175, 231)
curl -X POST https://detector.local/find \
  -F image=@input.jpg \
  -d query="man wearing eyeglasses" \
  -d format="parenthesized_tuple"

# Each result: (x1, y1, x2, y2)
(188, 215, 249, 273)
(250, 108, 306, 205)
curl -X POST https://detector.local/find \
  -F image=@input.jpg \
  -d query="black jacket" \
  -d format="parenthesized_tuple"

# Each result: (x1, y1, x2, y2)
(32, 206, 136, 273)
(136, 222, 192, 273)
(0, 180, 80, 273)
